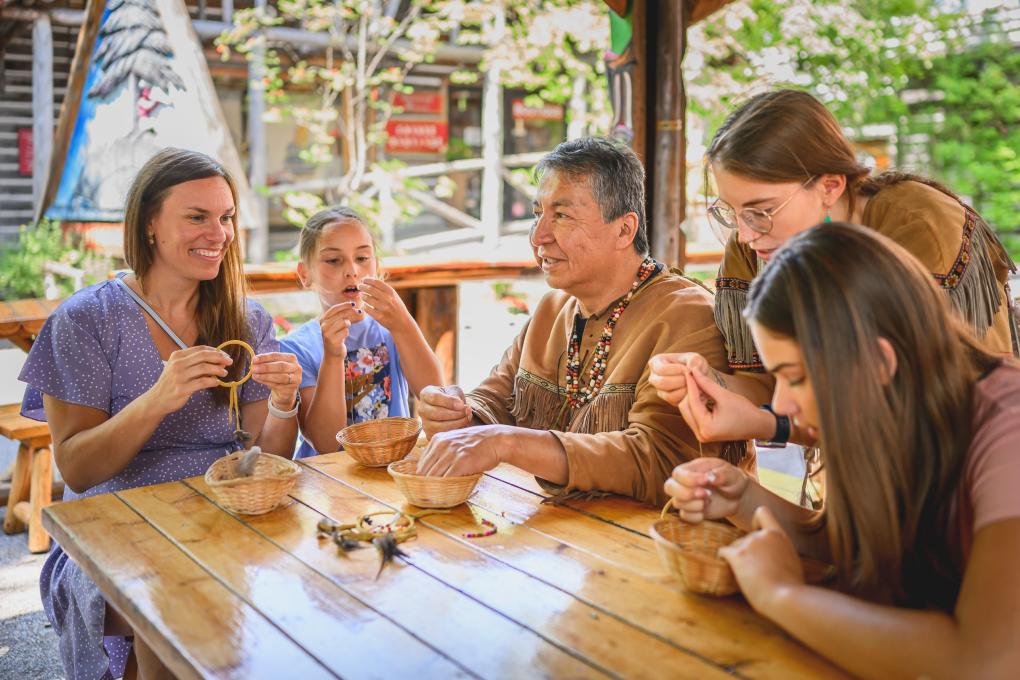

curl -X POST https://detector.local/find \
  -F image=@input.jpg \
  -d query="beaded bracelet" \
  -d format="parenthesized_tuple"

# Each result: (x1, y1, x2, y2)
(463, 518, 497, 539)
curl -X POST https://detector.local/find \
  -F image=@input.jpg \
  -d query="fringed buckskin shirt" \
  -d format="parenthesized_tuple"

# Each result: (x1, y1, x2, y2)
(716, 181, 1019, 373)
(466, 265, 748, 507)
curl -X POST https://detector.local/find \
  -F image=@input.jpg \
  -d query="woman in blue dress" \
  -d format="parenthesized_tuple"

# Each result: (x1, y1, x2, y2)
(19, 148, 302, 679)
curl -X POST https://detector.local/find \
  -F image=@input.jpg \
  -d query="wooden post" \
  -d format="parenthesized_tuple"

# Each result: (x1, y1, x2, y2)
(32, 13, 54, 216)
(246, 0, 269, 264)
(479, 2, 505, 250)
(629, 0, 648, 167)
(415, 287, 457, 386)
(567, 74, 587, 140)
(2, 444, 31, 535)
(34, 0, 104, 223)
(651, 0, 687, 268)
(27, 447, 53, 553)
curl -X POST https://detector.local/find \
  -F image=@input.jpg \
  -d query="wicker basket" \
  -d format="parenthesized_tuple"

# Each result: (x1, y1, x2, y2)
(336, 417, 422, 467)
(650, 517, 745, 596)
(387, 458, 481, 508)
(204, 451, 301, 515)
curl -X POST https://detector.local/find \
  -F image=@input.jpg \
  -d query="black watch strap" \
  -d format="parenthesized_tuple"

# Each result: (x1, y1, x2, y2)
(757, 404, 791, 447)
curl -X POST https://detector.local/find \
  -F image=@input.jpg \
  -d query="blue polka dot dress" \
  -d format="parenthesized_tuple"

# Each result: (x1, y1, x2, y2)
(19, 278, 275, 680)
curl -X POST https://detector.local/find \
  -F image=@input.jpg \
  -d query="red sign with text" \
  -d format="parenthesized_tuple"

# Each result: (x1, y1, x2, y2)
(392, 91, 443, 115)
(18, 128, 32, 176)
(512, 99, 563, 121)
(385, 120, 448, 154)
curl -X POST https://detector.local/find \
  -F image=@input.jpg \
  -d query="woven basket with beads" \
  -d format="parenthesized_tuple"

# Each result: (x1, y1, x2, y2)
(650, 517, 745, 596)
(204, 451, 301, 515)
(336, 417, 422, 467)
(387, 458, 481, 508)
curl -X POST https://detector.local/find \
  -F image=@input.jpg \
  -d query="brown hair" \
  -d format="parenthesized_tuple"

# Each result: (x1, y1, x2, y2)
(123, 148, 250, 401)
(744, 222, 1000, 610)
(707, 89, 960, 214)
(298, 206, 384, 281)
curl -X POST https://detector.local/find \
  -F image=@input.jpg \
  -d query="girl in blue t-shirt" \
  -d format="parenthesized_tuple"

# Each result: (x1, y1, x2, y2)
(281, 207, 443, 458)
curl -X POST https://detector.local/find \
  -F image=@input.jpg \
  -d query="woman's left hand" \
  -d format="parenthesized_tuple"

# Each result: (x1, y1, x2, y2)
(358, 277, 412, 331)
(679, 368, 775, 442)
(252, 352, 302, 410)
(719, 506, 805, 615)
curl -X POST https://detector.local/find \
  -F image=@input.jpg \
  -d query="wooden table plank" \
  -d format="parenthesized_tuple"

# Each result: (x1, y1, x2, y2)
(485, 464, 660, 537)
(309, 454, 847, 679)
(117, 483, 474, 680)
(42, 494, 336, 680)
(182, 475, 606, 680)
(295, 458, 743, 679)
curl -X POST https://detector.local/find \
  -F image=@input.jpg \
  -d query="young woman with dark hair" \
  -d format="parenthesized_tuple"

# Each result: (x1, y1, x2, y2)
(664, 223, 1020, 677)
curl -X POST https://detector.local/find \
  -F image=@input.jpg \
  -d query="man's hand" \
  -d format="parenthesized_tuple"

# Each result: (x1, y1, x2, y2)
(418, 385, 473, 438)
(416, 425, 502, 477)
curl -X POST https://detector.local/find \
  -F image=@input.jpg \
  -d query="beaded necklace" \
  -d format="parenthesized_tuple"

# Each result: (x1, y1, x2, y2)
(564, 257, 656, 409)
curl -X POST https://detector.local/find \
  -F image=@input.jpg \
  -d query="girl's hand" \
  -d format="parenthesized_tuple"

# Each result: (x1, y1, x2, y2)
(719, 506, 805, 615)
(148, 346, 232, 415)
(358, 277, 412, 331)
(251, 352, 302, 410)
(648, 352, 723, 407)
(320, 302, 362, 357)
(664, 457, 748, 523)
(679, 369, 775, 442)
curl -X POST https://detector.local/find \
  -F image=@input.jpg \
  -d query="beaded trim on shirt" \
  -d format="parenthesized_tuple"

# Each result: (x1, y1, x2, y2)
(933, 208, 977, 289)
(715, 276, 751, 291)
(564, 257, 656, 409)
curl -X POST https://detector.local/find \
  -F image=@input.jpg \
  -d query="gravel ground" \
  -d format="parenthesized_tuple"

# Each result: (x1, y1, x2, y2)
(0, 508, 64, 680)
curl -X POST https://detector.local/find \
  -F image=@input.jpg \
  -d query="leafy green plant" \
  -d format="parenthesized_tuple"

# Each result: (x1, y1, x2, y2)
(0, 220, 111, 301)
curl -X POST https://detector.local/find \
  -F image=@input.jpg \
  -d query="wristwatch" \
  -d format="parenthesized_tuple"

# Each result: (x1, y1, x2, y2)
(268, 391, 301, 419)
(755, 404, 790, 448)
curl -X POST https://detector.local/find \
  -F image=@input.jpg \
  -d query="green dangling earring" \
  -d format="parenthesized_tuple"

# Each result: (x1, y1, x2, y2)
(823, 212, 832, 224)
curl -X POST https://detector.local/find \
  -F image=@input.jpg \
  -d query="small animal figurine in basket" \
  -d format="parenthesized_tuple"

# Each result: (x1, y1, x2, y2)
(387, 458, 482, 509)
(336, 417, 421, 467)
(205, 447, 301, 515)
(650, 504, 746, 596)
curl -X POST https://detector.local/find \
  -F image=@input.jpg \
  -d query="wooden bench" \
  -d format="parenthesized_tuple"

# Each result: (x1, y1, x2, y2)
(1, 404, 55, 553)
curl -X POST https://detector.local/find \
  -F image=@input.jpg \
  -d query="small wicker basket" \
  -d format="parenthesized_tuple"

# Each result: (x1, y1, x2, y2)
(336, 417, 422, 467)
(387, 458, 481, 508)
(204, 450, 301, 515)
(650, 517, 745, 596)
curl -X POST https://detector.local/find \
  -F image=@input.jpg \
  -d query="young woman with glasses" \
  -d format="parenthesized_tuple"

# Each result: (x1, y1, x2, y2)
(649, 88, 1017, 449)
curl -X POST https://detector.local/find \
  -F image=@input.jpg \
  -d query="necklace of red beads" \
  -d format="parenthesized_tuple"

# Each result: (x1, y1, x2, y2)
(565, 257, 657, 409)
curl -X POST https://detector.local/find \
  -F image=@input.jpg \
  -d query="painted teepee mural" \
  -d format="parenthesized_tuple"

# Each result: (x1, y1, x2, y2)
(45, 0, 255, 231)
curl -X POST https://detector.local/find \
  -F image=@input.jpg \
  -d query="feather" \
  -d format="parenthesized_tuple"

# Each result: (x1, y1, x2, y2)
(234, 446, 261, 477)
(373, 534, 409, 580)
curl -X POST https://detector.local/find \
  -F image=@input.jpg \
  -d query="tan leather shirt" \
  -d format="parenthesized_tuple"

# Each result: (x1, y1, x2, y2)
(467, 267, 747, 507)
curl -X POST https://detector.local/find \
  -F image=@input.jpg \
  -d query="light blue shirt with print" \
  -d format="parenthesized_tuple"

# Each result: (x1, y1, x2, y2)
(281, 315, 409, 458)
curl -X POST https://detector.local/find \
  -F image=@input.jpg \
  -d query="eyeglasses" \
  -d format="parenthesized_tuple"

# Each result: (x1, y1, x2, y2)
(707, 176, 817, 235)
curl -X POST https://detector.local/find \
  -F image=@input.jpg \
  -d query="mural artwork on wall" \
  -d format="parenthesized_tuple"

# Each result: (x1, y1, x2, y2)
(46, 0, 254, 227)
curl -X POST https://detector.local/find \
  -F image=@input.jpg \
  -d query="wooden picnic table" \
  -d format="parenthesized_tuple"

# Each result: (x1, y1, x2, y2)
(42, 452, 845, 679)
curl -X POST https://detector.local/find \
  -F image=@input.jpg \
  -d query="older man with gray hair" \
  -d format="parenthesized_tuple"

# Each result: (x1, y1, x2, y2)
(416, 136, 745, 506)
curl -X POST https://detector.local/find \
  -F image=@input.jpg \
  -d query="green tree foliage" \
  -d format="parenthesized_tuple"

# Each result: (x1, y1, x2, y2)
(919, 30, 1020, 254)
(0, 221, 110, 301)
(687, 2, 1018, 256)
